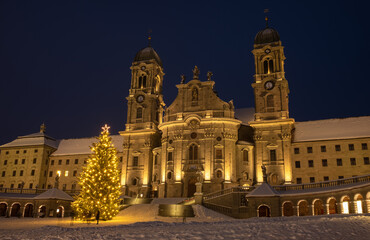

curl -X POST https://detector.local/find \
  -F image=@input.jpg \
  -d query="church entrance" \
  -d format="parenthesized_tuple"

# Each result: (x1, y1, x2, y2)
(258, 205, 270, 217)
(187, 178, 197, 197)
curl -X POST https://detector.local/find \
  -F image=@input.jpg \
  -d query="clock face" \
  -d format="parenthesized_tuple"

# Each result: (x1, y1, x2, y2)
(265, 49, 271, 54)
(264, 81, 274, 90)
(141, 66, 146, 71)
(136, 95, 144, 103)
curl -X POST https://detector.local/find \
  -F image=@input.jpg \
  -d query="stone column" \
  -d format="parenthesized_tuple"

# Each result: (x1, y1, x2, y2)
(194, 182, 203, 204)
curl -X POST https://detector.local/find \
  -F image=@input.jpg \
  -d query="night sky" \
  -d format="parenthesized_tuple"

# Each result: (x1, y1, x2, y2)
(1, 1, 369, 145)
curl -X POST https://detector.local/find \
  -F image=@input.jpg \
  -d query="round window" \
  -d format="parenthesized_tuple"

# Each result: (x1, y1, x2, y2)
(216, 136, 222, 141)
(191, 132, 197, 139)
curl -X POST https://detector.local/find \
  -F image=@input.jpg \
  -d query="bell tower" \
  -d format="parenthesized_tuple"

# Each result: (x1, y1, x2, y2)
(120, 38, 164, 197)
(249, 18, 294, 185)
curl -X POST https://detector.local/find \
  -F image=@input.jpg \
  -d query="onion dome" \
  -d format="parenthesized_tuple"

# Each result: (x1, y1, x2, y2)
(134, 46, 162, 67)
(254, 17, 280, 44)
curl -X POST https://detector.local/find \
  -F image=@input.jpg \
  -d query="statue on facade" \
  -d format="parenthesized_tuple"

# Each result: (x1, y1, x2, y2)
(192, 88, 198, 101)
(193, 66, 200, 79)
(40, 123, 46, 133)
(55, 175, 60, 189)
(207, 71, 213, 81)
(196, 170, 203, 183)
(180, 74, 186, 84)
(261, 165, 267, 183)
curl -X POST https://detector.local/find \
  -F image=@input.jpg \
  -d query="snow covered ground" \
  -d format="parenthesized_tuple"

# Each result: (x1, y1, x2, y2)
(0, 205, 369, 239)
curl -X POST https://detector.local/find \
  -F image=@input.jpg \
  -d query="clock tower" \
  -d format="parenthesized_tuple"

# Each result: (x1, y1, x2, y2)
(120, 40, 165, 197)
(249, 19, 294, 185)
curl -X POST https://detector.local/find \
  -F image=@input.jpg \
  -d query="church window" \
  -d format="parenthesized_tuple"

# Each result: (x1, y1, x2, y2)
(263, 60, 268, 74)
(362, 143, 368, 150)
(294, 148, 299, 154)
(295, 161, 300, 168)
(49, 171, 53, 177)
(132, 178, 137, 186)
(338, 176, 344, 179)
(243, 150, 249, 162)
(133, 156, 139, 166)
(29, 183, 33, 189)
(216, 170, 222, 178)
(307, 147, 313, 153)
(364, 157, 369, 165)
(321, 145, 326, 152)
(270, 150, 276, 162)
(215, 149, 223, 159)
(167, 152, 173, 161)
(65, 171, 69, 177)
(167, 172, 172, 179)
(189, 144, 198, 160)
(33, 158, 37, 164)
(350, 158, 356, 166)
(23, 150, 27, 153)
(266, 95, 274, 112)
(10, 184, 14, 188)
(308, 160, 314, 167)
(136, 107, 143, 119)
(17, 183, 22, 188)
(263, 59, 274, 74)
(142, 76, 147, 88)
(16, 150, 19, 154)
(335, 145, 341, 151)
(322, 159, 328, 167)
(310, 177, 315, 183)
(337, 158, 342, 166)
(34, 149, 38, 153)
(269, 60, 274, 73)
(348, 144, 354, 151)
(154, 154, 158, 165)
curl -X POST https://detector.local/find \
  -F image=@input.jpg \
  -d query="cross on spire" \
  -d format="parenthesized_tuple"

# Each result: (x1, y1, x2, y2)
(264, 9, 269, 27)
(148, 29, 152, 47)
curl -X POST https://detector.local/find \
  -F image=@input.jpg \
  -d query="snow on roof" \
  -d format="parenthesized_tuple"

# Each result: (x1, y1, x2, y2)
(0, 132, 58, 149)
(294, 116, 370, 142)
(234, 108, 255, 124)
(33, 188, 74, 201)
(247, 182, 279, 197)
(51, 135, 124, 156)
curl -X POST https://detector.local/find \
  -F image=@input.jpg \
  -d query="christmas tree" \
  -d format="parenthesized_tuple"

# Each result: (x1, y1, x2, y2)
(72, 124, 121, 220)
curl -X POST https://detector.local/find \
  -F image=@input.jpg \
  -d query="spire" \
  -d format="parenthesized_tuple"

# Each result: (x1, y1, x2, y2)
(148, 29, 152, 47)
(264, 9, 269, 28)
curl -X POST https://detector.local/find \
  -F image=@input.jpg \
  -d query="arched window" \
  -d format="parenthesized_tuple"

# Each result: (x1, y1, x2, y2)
(216, 170, 222, 178)
(132, 178, 138, 186)
(263, 60, 269, 74)
(269, 60, 274, 73)
(133, 156, 138, 167)
(243, 150, 249, 162)
(138, 76, 143, 88)
(266, 95, 274, 112)
(142, 76, 147, 88)
(136, 107, 143, 119)
(189, 144, 198, 160)
(167, 172, 172, 179)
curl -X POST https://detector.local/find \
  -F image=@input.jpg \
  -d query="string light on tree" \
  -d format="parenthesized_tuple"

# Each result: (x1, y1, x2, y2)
(72, 124, 121, 221)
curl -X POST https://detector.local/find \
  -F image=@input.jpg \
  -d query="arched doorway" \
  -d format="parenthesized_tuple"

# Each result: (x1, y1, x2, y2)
(313, 199, 324, 215)
(283, 202, 294, 216)
(56, 206, 64, 218)
(187, 177, 197, 197)
(10, 203, 21, 217)
(24, 204, 34, 217)
(0, 203, 7, 217)
(258, 205, 270, 217)
(328, 198, 337, 214)
(341, 196, 350, 214)
(298, 200, 309, 216)
(354, 194, 364, 214)
(39, 206, 46, 218)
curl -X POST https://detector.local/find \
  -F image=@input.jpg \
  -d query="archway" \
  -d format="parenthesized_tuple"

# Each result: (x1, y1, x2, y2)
(258, 205, 270, 217)
(0, 203, 7, 217)
(282, 202, 294, 216)
(10, 203, 21, 217)
(354, 194, 364, 214)
(341, 196, 350, 214)
(313, 199, 324, 215)
(187, 177, 197, 197)
(24, 204, 34, 217)
(328, 198, 337, 214)
(39, 206, 46, 218)
(57, 206, 64, 218)
(298, 200, 309, 216)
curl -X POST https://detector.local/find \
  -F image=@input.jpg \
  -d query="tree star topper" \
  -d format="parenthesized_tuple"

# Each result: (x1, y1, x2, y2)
(102, 124, 110, 133)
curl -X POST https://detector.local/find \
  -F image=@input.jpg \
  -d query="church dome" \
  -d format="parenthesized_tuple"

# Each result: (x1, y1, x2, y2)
(134, 46, 163, 67)
(254, 27, 280, 44)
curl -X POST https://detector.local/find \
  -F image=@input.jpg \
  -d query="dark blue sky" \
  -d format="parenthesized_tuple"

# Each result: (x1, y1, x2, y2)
(1, 1, 369, 144)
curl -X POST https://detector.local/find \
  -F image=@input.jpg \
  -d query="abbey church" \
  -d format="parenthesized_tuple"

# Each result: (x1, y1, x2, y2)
(1, 24, 369, 199)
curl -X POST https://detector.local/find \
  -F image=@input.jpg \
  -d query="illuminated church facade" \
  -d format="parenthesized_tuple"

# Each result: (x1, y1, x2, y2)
(1, 24, 369, 198)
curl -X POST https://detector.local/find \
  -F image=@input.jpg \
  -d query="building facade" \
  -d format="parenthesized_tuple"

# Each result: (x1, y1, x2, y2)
(1, 24, 369, 198)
